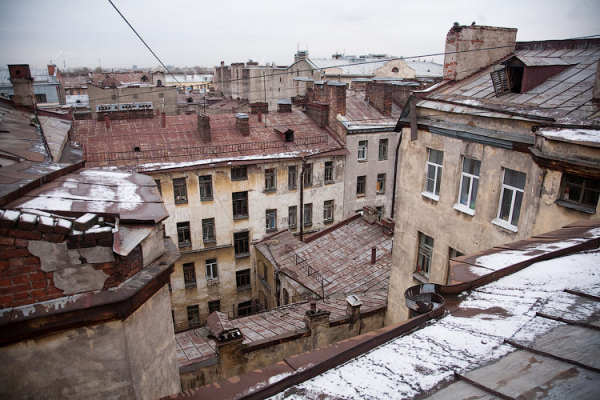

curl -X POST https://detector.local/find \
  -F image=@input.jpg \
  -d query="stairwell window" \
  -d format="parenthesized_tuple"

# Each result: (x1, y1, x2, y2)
(288, 206, 297, 228)
(206, 258, 218, 280)
(231, 166, 248, 181)
(303, 203, 312, 227)
(493, 168, 526, 232)
(183, 263, 196, 287)
(303, 164, 313, 187)
(357, 176, 366, 196)
(324, 161, 334, 183)
(454, 157, 481, 215)
(422, 149, 443, 201)
(177, 222, 191, 248)
(377, 173, 386, 194)
(202, 218, 216, 243)
(288, 165, 297, 189)
(379, 139, 388, 160)
(266, 209, 277, 232)
(232, 191, 248, 219)
(236, 269, 251, 290)
(234, 231, 250, 257)
(416, 233, 434, 278)
(199, 175, 213, 201)
(265, 168, 276, 192)
(323, 200, 334, 223)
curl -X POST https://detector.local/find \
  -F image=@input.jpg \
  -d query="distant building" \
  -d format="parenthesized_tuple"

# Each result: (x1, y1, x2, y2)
(0, 64, 65, 105)
(386, 25, 600, 324)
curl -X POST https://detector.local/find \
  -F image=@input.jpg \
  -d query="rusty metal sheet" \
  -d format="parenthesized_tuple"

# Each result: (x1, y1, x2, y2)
(206, 311, 235, 335)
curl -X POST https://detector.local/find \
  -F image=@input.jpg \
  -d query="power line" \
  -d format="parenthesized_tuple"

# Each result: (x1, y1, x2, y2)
(107, 0, 180, 85)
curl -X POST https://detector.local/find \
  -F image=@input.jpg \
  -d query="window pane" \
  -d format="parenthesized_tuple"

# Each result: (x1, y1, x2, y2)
(463, 158, 481, 175)
(504, 169, 526, 189)
(426, 165, 436, 193)
(429, 149, 443, 164)
(511, 190, 523, 226)
(499, 188, 513, 221)
(470, 178, 479, 210)
(435, 166, 442, 195)
(459, 175, 471, 206)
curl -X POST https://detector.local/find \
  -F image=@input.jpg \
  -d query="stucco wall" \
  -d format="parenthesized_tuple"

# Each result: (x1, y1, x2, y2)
(0, 285, 180, 400)
(88, 84, 178, 119)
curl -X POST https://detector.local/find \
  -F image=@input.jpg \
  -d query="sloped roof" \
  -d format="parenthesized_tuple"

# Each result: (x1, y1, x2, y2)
(307, 58, 443, 78)
(73, 111, 346, 172)
(425, 39, 600, 125)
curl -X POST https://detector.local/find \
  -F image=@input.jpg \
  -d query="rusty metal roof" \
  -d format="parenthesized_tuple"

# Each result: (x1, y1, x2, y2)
(425, 39, 600, 125)
(73, 110, 345, 172)
(5, 168, 168, 223)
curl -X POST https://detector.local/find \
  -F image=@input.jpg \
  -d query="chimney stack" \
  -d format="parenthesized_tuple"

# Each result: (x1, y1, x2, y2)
(161, 112, 166, 128)
(371, 248, 377, 265)
(593, 60, 600, 102)
(47, 64, 56, 76)
(362, 206, 378, 224)
(8, 64, 35, 108)
(198, 114, 211, 142)
(104, 113, 110, 129)
(236, 113, 250, 136)
(443, 24, 517, 81)
(257, 110, 262, 122)
(277, 99, 292, 113)
(156, 108, 160, 117)
(366, 82, 392, 116)
(250, 102, 268, 115)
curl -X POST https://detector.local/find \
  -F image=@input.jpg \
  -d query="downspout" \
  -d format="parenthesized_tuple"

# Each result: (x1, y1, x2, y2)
(391, 132, 402, 219)
(299, 158, 306, 241)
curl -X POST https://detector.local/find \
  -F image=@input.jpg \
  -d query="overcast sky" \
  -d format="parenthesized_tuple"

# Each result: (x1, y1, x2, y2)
(0, 0, 598, 71)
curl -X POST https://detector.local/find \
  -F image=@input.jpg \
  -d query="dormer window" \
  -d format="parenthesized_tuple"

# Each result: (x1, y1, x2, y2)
(157, 79, 163, 87)
(141, 75, 148, 82)
(491, 56, 572, 97)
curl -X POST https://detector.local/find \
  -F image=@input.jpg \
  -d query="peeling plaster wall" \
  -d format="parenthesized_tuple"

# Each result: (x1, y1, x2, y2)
(0, 285, 179, 400)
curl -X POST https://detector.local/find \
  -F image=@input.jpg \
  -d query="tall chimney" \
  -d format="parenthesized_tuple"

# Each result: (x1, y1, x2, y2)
(371, 248, 377, 265)
(104, 113, 110, 129)
(47, 64, 56, 76)
(8, 64, 35, 108)
(198, 114, 211, 142)
(161, 112, 166, 128)
(235, 113, 250, 136)
(257, 110, 262, 122)
(443, 25, 517, 81)
(156, 108, 160, 117)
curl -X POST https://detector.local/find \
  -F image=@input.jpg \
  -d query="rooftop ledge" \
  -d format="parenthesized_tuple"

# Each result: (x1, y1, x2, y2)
(0, 237, 179, 346)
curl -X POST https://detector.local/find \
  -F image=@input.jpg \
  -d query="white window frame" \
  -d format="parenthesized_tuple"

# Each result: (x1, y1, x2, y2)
(206, 258, 218, 280)
(416, 233, 434, 278)
(358, 140, 368, 162)
(378, 139, 388, 160)
(266, 209, 277, 232)
(453, 157, 480, 216)
(422, 149, 443, 201)
(492, 168, 526, 233)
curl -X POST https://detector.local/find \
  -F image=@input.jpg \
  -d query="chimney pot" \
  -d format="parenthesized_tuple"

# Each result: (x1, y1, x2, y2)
(310, 300, 317, 312)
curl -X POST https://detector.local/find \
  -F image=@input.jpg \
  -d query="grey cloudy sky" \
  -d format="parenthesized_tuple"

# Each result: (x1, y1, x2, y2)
(0, 0, 599, 71)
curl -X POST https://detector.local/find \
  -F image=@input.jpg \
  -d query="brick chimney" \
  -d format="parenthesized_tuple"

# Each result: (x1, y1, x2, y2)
(366, 82, 392, 116)
(8, 64, 35, 108)
(306, 103, 329, 128)
(277, 99, 292, 112)
(104, 113, 110, 129)
(236, 113, 250, 136)
(325, 82, 346, 126)
(443, 25, 517, 81)
(250, 102, 268, 114)
(198, 114, 211, 142)
(161, 112, 166, 128)
(47, 64, 56, 76)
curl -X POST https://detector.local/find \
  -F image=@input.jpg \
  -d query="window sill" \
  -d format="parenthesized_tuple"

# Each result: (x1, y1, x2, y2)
(206, 278, 219, 284)
(237, 285, 251, 291)
(356, 193, 366, 198)
(266, 228, 277, 233)
(377, 191, 385, 195)
(324, 219, 334, 225)
(175, 201, 188, 205)
(235, 253, 250, 259)
(233, 215, 249, 220)
(378, 158, 388, 161)
(289, 225, 297, 229)
(358, 159, 367, 163)
(324, 180, 335, 185)
(453, 203, 476, 216)
(303, 223, 312, 228)
(203, 239, 216, 245)
(231, 177, 248, 182)
(304, 184, 313, 188)
(492, 218, 518, 233)
(421, 191, 439, 202)
(265, 189, 276, 194)
(288, 186, 297, 190)
(412, 272, 429, 283)
(178, 243, 191, 249)
(555, 199, 596, 214)
(200, 198, 213, 202)
(184, 282, 197, 288)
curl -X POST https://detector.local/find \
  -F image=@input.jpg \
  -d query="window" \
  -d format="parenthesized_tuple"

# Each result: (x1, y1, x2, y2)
(183, 263, 196, 286)
(324, 162, 334, 183)
(379, 139, 388, 160)
(234, 231, 249, 257)
(231, 166, 248, 180)
(416, 233, 434, 278)
(177, 222, 191, 247)
(288, 206, 297, 228)
(303, 164, 313, 187)
(557, 174, 600, 213)
(34, 93, 47, 103)
(206, 258, 218, 280)
(424, 149, 443, 200)
(187, 97, 193, 104)
(303, 203, 312, 226)
(265, 168, 276, 192)
(141, 75, 148, 82)
(323, 200, 334, 223)
(357, 176, 366, 196)
(202, 218, 215, 243)
(376, 206, 384, 221)
(158, 92, 164, 98)
(232, 191, 248, 219)
(111, 94, 117, 101)
(157, 79, 163, 87)
(199, 175, 213, 201)
(358, 140, 368, 161)
(377, 174, 386, 193)
(155, 179, 162, 196)
(288, 165, 298, 189)
(173, 178, 188, 204)
(237, 300, 252, 316)
(208, 300, 220, 314)
(283, 288, 290, 305)
(187, 305, 200, 327)
(266, 209, 277, 232)
(236, 269, 251, 290)
(494, 168, 526, 231)
(392, 67, 399, 73)
(455, 157, 481, 214)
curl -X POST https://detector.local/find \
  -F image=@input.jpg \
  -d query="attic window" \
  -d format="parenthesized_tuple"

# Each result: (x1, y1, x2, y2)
(141, 75, 148, 82)
(491, 68, 511, 96)
(134, 146, 141, 152)
(392, 67, 399, 73)
(285, 129, 294, 142)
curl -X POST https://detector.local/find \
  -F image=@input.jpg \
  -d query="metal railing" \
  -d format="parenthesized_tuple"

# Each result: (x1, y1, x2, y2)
(86, 134, 329, 163)
(284, 244, 326, 299)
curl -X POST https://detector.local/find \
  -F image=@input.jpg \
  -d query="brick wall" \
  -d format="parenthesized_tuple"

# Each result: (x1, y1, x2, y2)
(366, 82, 392, 116)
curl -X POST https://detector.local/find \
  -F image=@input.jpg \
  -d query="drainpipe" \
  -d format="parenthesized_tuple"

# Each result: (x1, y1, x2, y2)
(391, 131, 403, 219)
